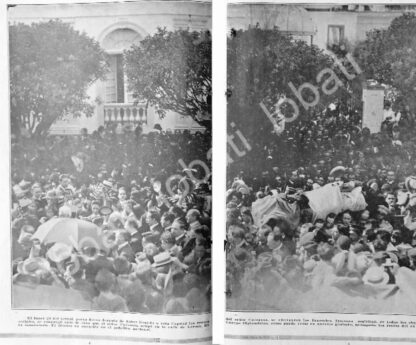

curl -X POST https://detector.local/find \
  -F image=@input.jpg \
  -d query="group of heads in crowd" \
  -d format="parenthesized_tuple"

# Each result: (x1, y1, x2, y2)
(11, 123, 212, 314)
(228, 101, 416, 186)
(226, 103, 416, 310)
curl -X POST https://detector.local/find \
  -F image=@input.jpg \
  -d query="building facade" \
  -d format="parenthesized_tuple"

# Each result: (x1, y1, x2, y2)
(228, 4, 315, 44)
(305, 4, 415, 51)
(8, 0, 211, 135)
(228, 3, 415, 51)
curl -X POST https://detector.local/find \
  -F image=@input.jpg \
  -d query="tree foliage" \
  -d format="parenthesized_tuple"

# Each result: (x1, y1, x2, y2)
(227, 27, 359, 140)
(354, 12, 416, 111)
(124, 28, 211, 128)
(9, 20, 108, 137)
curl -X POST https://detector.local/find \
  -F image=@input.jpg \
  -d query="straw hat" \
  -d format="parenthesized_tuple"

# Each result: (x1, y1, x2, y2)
(102, 180, 113, 188)
(45, 190, 57, 200)
(47, 242, 73, 263)
(329, 166, 346, 177)
(135, 259, 152, 276)
(18, 198, 33, 208)
(362, 267, 389, 286)
(377, 205, 390, 216)
(152, 252, 174, 268)
(405, 176, 416, 193)
(366, 179, 378, 190)
(17, 257, 51, 276)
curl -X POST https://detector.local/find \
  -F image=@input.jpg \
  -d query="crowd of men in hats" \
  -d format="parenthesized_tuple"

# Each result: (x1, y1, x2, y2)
(11, 123, 211, 313)
(226, 103, 416, 313)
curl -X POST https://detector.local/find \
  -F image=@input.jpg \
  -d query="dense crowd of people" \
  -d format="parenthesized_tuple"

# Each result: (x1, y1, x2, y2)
(11, 123, 212, 314)
(226, 103, 416, 313)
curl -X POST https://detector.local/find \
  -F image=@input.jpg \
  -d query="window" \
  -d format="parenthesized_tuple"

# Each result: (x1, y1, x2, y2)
(102, 28, 142, 104)
(105, 54, 124, 103)
(327, 25, 345, 46)
(104, 54, 136, 104)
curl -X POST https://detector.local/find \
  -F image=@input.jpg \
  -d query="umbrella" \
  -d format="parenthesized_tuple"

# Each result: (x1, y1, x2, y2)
(405, 176, 416, 193)
(33, 217, 107, 251)
(329, 166, 346, 178)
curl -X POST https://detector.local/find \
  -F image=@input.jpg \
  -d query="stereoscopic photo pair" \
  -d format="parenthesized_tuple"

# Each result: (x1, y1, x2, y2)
(9, 1, 416, 319)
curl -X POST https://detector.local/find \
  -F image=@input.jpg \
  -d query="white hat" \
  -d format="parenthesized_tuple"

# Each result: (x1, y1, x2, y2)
(362, 266, 389, 286)
(17, 257, 51, 276)
(47, 242, 73, 263)
(152, 252, 173, 268)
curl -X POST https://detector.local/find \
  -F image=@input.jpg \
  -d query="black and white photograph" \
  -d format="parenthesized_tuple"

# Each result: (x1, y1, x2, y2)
(9, 0, 212, 314)
(226, 2, 416, 314)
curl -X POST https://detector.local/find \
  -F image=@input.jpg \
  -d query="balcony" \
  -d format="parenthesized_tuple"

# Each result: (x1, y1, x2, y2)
(103, 103, 147, 125)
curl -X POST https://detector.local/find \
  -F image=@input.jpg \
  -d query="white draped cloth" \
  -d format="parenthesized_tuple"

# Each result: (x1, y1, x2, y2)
(305, 182, 367, 220)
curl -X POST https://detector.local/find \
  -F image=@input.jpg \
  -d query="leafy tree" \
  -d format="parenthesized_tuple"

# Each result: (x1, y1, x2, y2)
(9, 20, 108, 138)
(354, 12, 416, 112)
(227, 27, 359, 143)
(124, 28, 211, 128)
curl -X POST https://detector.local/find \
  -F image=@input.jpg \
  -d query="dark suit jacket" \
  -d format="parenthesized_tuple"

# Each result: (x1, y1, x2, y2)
(175, 234, 186, 248)
(138, 214, 150, 234)
(188, 253, 211, 274)
(150, 224, 163, 236)
(181, 237, 196, 258)
(130, 231, 142, 254)
(85, 255, 115, 282)
(117, 243, 135, 262)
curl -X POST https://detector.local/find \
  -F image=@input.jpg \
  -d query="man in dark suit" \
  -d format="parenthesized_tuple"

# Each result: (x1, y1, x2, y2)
(138, 211, 150, 234)
(181, 236, 196, 261)
(186, 208, 202, 233)
(31, 185, 47, 218)
(84, 249, 115, 283)
(188, 240, 211, 274)
(161, 212, 175, 232)
(125, 218, 142, 254)
(146, 210, 163, 237)
(171, 219, 187, 248)
(114, 230, 134, 262)
(169, 205, 186, 224)
(180, 220, 197, 259)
